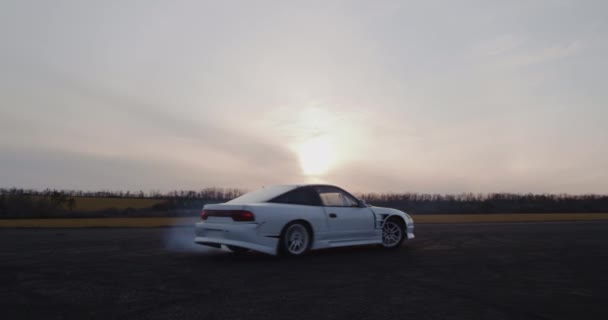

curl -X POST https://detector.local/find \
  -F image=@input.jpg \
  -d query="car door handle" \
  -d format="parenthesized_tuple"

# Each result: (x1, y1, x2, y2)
(329, 213, 337, 218)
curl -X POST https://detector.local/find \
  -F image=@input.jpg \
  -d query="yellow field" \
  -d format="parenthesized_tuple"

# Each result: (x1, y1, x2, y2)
(412, 213, 608, 223)
(1, 213, 608, 228)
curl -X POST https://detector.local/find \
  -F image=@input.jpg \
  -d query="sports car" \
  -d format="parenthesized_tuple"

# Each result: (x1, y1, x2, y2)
(194, 184, 415, 256)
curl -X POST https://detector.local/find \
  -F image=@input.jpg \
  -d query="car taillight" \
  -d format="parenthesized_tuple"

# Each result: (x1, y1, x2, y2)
(231, 210, 254, 222)
(200, 210, 255, 222)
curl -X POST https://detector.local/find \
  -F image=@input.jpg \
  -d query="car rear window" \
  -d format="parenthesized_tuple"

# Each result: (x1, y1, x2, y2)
(226, 185, 297, 204)
(269, 187, 322, 206)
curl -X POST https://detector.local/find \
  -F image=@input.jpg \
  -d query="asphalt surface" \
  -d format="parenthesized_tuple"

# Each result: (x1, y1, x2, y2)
(1, 222, 607, 320)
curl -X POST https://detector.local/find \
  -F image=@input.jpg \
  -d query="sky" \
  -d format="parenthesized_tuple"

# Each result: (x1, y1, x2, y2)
(1, 0, 607, 194)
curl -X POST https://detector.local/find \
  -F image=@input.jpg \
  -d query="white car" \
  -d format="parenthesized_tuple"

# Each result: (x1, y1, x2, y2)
(194, 184, 415, 256)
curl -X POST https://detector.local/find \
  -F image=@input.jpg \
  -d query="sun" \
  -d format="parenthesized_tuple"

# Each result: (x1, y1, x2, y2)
(297, 136, 335, 176)
(268, 105, 368, 178)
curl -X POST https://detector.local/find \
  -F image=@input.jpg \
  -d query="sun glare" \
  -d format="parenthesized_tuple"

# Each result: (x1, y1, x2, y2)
(283, 105, 364, 177)
(297, 136, 335, 176)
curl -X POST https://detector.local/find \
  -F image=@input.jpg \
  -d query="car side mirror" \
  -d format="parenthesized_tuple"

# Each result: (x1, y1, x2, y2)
(359, 199, 368, 208)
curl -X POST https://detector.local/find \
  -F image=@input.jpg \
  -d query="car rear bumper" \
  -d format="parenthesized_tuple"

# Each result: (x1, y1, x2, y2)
(194, 222, 279, 255)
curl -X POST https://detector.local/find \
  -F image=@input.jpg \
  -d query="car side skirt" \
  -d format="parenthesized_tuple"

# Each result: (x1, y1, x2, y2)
(312, 238, 383, 250)
(195, 236, 278, 255)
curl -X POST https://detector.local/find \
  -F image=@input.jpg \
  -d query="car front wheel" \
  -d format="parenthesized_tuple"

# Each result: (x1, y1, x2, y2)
(382, 218, 405, 249)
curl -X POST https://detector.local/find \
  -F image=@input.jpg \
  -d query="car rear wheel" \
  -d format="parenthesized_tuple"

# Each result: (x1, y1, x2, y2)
(280, 222, 311, 256)
(382, 218, 405, 249)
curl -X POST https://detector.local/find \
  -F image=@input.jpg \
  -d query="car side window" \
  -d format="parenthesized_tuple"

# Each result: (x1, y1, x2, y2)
(341, 193, 359, 207)
(316, 187, 359, 207)
(319, 192, 343, 206)
(268, 187, 322, 206)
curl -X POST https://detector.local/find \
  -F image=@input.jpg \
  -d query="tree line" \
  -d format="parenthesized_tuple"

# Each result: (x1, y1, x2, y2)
(359, 192, 608, 214)
(1, 188, 608, 217)
(0, 188, 245, 200)
(0, 188, 246, 217)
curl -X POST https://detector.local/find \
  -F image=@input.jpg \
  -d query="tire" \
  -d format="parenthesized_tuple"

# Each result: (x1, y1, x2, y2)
(226, 245, 249, 254)
(279, 221, 311, 256)
(381, 218, 405, 249)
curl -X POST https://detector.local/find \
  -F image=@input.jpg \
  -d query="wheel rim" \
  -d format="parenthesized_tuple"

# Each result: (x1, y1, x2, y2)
(285, 224, 309, 254)
(382, 221, 403, 247)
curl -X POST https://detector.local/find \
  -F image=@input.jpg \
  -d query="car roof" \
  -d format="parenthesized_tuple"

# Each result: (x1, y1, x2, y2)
(283, 184, 360, 200)
(226, 184, 359, 204)
(280, 184, 357, 195)
(282, 184, 342, 189)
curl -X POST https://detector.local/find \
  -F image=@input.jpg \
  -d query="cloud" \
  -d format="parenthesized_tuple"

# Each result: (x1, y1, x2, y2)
(500, 41, 583, 67)
(472, 34, 526, 57)
(55, 69, 297, 164)
(0, 66, 303, 190)
(0, 143, 303, 191)
(1, 1, 607, 193)
(474, 36, 583, 69)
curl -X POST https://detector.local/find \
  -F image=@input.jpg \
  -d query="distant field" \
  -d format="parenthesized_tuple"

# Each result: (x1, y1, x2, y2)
(0, 217, 185, 228)
(29, 196, 167, 211)
(413, 213, 608, 223)
(1, 213, 608, 228)
(69, 197, 166, 211)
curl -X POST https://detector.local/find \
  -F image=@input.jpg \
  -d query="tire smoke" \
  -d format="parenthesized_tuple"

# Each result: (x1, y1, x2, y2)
(163, 224, 218, 253)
